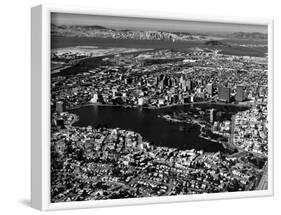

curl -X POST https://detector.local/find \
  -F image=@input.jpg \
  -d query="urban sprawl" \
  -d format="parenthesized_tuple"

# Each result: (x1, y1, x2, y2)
(51, 45, 268, 202)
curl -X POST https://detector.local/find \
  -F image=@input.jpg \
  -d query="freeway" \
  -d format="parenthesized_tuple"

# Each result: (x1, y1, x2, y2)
(256, 161, 268, 190)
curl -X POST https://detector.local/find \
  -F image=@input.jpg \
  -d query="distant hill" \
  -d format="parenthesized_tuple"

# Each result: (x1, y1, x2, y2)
(76, 25, 109, 30)
(229, 32, 267, 40)
(204, 40, 230, 47)
(51, 24, 110, 31)
(51, 24, 212, 42)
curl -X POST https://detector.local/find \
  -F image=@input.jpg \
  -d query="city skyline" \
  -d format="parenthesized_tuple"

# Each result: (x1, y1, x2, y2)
(51, 12, 268, 35)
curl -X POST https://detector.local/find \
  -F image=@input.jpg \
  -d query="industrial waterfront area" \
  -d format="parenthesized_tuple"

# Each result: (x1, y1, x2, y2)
(50, 17, 268, 203)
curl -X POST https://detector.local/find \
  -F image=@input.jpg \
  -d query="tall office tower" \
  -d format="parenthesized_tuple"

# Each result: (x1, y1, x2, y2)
(179, 75, 184, 84)
(186, 79, 193, 91)
(178, 94, 183, 104)
(138, 97, 144, 106)
(55, 101, 64, 113)
(235, 85, 245, 102)
(112, 88, 117, 98)
(171, 78, 176, 87)
(154, 76, 158, 86)
(159, 80, 164, 90)
(259, 86, 267, 97)
(210, 108, 215, 124)
(206, 83, 213, 96)
(91, 93, 99, 103)
(137, 134, 143, 150)
(182, 81, 187, 91)
(218, 86, 231, 103)
(190, 95, 194, 103)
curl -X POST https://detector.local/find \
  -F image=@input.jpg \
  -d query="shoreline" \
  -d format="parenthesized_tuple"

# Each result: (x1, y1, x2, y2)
(67, 101, 251, 111)
(51, 48, 155, 75)
(65, 100, 251, 154)
(51, 36, 267, 57)
(159, 116, 232, 150)
(158, 113, 239, 153)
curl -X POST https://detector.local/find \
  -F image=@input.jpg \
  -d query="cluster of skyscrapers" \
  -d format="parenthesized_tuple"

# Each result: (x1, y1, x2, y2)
(218, 85, 245, 103)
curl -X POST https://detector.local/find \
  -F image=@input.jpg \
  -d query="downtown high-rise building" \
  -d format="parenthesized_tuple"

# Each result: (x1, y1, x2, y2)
(112, 88, 118, 98)
(186, 79, 193, 91)
(218, 86, 231, 103)
(91, 93, 99, 103)
(55, 101, 64, 113)
(235, 85, 245, 102)
(206, 83, 213, 96)
(210, 108, 215, 124)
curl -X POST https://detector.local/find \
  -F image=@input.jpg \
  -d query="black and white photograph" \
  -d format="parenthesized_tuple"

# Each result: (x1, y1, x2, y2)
(2, 0, 281, 214)
(50, 12, 269, 203)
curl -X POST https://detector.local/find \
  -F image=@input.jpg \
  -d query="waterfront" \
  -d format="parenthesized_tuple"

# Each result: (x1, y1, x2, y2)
(52, 36, 267, 57)
(70, 103, 248, 152)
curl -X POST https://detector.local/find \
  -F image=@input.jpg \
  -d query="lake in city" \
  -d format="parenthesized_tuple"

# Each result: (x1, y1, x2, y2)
(71, 104, 248, 153)
(55, 36, 255, 153)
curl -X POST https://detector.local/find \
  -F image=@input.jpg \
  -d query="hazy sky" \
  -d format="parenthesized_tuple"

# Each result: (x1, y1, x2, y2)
(51, 13, 267, 35)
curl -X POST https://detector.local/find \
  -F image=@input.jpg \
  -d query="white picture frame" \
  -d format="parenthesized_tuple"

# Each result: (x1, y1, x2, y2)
(31, 4, 274, 211)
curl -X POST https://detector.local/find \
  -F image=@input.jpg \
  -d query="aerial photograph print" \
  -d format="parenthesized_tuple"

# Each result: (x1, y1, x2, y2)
(50, 12, 269, 203)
